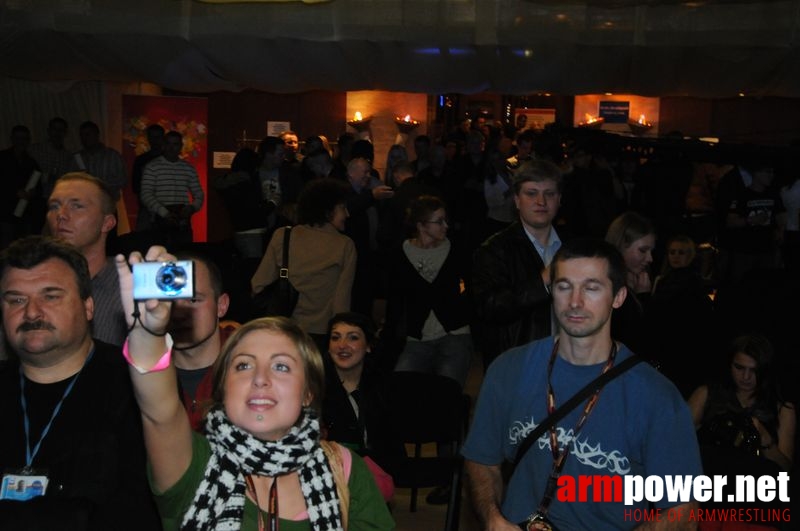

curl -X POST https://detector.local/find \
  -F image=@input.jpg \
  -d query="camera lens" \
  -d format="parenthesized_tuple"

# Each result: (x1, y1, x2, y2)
(155, 263, 187, 295)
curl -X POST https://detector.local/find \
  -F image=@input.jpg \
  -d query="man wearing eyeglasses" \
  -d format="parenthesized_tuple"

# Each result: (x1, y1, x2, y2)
(472, 159, 567, 371)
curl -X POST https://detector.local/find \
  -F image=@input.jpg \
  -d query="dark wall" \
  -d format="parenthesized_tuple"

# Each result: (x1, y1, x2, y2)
(183, 90, 347, 242)
(636, 96, 800, 147)
(660, 97, 714, 139)
(710, 97, 800, 146)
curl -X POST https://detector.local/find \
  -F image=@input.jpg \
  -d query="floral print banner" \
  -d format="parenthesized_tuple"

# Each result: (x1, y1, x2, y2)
(121, 95, 209, 241)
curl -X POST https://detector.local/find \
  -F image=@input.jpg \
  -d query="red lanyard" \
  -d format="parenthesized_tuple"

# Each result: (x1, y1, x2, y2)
(538, 339, 617, 515)
(246, 475, 280, 531)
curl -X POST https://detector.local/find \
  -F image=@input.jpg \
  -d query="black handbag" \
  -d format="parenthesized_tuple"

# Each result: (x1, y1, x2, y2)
(697, 410, 761, 456)
(251, 227, 299, 318)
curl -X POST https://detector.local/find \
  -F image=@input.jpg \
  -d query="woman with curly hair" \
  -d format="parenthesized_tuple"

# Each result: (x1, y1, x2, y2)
(385, 195, 473, 388)
(251, 178, 356, 352)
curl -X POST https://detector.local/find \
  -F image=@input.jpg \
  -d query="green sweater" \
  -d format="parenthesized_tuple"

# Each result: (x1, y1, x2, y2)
(153, 432, 395, 531)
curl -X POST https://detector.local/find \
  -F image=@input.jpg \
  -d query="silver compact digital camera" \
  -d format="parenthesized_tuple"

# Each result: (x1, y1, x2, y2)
(132, 260, 194, 300)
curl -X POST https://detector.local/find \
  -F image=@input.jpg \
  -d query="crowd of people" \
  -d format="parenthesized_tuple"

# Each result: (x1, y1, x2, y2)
(0, 115, 797, 530)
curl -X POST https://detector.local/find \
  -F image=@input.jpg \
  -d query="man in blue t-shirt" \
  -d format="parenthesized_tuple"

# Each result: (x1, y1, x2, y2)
(462, 238, 701, 530)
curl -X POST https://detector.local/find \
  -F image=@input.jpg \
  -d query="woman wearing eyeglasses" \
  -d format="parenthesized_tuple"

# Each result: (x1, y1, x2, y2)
(384, 195, 474, 388)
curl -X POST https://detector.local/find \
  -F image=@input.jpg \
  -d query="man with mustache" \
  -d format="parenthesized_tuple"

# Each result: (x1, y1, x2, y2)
(463, 238, 701, 530)
(46, 172, 126, 346)
(0, 236, 160, 530)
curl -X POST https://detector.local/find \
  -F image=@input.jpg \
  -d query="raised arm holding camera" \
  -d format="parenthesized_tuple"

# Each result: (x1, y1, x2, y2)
(116, 246, 394, 530)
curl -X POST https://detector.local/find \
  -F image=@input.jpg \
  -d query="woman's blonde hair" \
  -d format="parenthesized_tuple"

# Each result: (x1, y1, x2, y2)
(210, 317, 326, 414)
(605, 211, 656, 253)
(660, 234, 697, 275)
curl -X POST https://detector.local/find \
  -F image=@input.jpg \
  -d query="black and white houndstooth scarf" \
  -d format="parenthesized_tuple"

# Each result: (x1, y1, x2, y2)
(180, 406, 342, 531)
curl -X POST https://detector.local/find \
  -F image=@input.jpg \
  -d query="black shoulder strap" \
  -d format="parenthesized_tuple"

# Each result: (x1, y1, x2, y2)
(281, 226, 292, 269)
(511, 354, 645, 471)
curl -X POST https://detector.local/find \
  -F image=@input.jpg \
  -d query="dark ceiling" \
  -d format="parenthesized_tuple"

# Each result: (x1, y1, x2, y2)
(2, 0, 799, 97)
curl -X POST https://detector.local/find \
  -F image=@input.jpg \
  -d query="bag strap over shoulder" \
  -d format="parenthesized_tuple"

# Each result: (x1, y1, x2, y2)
(511, 353, 644, 472)
(280, 226, 292, 277)
(320, 440, 350, 530)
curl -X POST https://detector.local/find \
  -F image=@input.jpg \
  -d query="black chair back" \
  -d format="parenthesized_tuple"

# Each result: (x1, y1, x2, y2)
(384, 371, 470, 531)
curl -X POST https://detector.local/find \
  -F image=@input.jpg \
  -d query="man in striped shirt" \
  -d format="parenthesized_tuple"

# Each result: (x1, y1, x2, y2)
(140, 131, 204, 247)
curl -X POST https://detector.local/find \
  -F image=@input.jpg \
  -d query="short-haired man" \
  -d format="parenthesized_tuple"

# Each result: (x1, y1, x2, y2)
(451, 128, 489, 251)
(0, 125, 43, 249)
(130, 123, 165, 231)
(471, 159, 566, 370)
(257, 135, 308, 229)
(344, 157, 393, 316)
(377, 162, 439, 252)
(279, 130, 302, 164)
(168, 252, 233, 431)
(47, 172, 127, 346)
(0, 236, 160, 530)
(303, 147, 334, 179)
(463, 238, 701, 530)
(69, 120, 127, 199)
(140, 131, 204, 248)
(331, 132, 355, 180)
(506, 129, 536, 171)
(410, 134, 432, 176)
(29, 117, 72, 199)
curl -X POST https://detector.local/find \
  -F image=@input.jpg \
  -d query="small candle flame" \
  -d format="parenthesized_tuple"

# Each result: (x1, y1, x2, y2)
(403, 114, 411, 122)
(638, 114, 647, 124)
(354, 111, 363, 121)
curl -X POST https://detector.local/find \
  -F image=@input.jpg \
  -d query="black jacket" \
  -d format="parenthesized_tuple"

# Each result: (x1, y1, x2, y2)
(385, 240, 472, 341)
(321, 356, 403, 470)
(471, 221, 557, 367)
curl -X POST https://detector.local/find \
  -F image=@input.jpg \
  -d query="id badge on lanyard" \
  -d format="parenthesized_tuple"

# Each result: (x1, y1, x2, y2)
(5, 348, 95, 501)
(0, 469, 49, 501)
